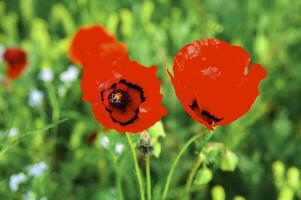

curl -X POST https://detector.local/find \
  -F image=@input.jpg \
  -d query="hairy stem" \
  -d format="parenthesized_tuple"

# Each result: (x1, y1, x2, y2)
(126, 133, 145, 200)
(115, 164, 124, 200)
(184, 155, 203, 199)
(146, 155, 152, 200)
(162, 129, 210, 199)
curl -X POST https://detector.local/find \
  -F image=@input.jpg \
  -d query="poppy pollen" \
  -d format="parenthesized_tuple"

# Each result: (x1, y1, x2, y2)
(108, 90, 129, 109)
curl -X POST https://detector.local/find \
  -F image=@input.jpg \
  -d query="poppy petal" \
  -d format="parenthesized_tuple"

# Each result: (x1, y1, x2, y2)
(68, 25, 127, 65)
(170, 38, 267, 129)
(4, 48, 27, 79)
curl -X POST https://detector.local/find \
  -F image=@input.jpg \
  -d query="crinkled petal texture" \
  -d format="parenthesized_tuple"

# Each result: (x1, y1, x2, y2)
(82, 56, 167, 133)
(68, 25, 127, 66)
(4, 48, 27, 79)
(169, 38, 267, 130)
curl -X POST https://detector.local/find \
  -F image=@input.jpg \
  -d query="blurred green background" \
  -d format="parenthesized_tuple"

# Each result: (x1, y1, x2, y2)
(0, 0, 301, 199)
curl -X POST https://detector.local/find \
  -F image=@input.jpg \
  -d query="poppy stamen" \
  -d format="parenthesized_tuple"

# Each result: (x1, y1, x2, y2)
(108, 90, 129, 109)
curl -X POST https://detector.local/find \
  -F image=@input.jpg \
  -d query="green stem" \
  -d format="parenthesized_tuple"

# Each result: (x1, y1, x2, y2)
(184, 155, 203, 200)
(162, 129, 209, 200)
(46, 83, 60, 136)
(146, 155, 152, 200)
(111, 152, 124, 200)
(116, 170, 124, 200)
(126, 133, 145, 200)
(114, 160, 124, 200)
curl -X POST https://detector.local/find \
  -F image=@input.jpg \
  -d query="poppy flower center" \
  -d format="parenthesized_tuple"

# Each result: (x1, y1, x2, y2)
(108, 90, 129, 109)
(100, 79, 146, 126)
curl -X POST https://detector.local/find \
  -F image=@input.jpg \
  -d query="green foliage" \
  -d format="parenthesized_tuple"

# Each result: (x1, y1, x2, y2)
(0, 0, 301, 199)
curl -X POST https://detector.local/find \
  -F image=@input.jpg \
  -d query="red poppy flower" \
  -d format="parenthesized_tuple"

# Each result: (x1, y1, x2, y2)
(3, 48, 27, 79)
(82, 55, 167, 133)
(168, 38, 267, 130)
(68, 25, 127, 66)
(69, 25, 167, 133)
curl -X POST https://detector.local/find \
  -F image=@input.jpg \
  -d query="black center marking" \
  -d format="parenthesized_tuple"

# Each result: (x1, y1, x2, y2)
(108, 90, 129, 110)
(100, 79, 146, 126)
(190, 99, 223, 125)
(119, 79, 145, 102)
(110, 108, 139, 126)
(200, 110, 223, 123)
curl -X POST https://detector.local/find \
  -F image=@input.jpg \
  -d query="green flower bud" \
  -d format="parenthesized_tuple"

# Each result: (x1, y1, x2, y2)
(220, 150, 238, 171)
(211, 185, 226, 200)
(272, 161, 285, 185)
(233, 195, 246, 200)
(287, 166, 300, 190)
(194, 166, 212, 186)
(278, 186, 294, 200)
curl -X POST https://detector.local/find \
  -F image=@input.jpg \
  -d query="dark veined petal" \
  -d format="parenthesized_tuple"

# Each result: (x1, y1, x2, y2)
(169, 38, 267, 130)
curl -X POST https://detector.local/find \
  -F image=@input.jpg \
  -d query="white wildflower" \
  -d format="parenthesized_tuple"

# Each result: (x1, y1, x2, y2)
(38, 68, 53, 82)
(115, 143, 125, 155)
(9, 172, 27, 191)
(99, 136, 110, 149)
(28, 89, 44, 107)
(8, 128, 18, 137)
(59, 65, 79, 85)
(23, 190, 36, 200)
(26, 161, 48, 177)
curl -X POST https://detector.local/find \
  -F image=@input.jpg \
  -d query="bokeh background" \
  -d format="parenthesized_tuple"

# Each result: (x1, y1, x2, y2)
(1, 0, 301, 199)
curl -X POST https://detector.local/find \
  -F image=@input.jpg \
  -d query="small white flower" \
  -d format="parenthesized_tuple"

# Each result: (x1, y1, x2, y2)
(59, 65, 79, 85)
(28, 89, 44, 107)
(38, 68, 54, 82)
(115, 143, 124, 155)
(26, 161, 48, 177)
(0, 44, 5, 63)
(23, 190, 36, 200)
(9, 172, 27, 191)
(99, 136, 110, 149)
(107, 188, 117, 200)
(8, 128, 18, 137)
